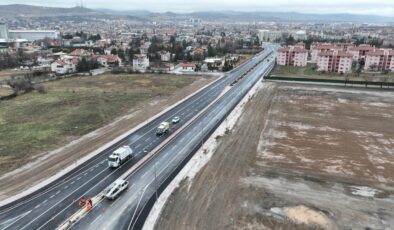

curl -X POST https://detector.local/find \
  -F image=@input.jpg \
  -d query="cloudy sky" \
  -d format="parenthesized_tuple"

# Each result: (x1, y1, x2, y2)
(2, 0, 394, 16)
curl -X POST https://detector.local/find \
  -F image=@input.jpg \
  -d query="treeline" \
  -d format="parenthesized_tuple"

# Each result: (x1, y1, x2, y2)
(0, 50, 37, 70)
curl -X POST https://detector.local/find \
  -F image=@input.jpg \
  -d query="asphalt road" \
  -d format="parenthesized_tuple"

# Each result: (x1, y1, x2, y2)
(70, 50, 276, 230)
(0, 47, 274, 230)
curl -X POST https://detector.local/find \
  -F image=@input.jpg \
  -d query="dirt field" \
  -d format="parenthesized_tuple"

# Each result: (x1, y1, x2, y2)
(0, 73, 217, 201)
(154, 82, 394, 230)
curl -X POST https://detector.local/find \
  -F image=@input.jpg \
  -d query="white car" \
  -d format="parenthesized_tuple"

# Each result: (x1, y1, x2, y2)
(104, 179, 129, 200)
(172, 116, 180, 124)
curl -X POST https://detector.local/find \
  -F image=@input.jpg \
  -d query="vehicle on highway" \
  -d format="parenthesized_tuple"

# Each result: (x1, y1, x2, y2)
(108, 146, 134, 168)
(172, 116, 180, 124)
(104, 179, 129, 200)
(156, 121, 170, 135)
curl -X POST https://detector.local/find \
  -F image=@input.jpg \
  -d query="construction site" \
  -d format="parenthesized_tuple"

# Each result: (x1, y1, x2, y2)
(152, 81, 394, 230)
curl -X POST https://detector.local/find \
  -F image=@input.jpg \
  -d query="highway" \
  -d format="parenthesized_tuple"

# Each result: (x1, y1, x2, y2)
(70, 49, 276, 230)
(0, 47, 275, 230)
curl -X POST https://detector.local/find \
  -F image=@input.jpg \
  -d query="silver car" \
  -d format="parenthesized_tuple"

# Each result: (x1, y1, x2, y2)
(172, 116, 180, 124)
(104, 179, 129, 200)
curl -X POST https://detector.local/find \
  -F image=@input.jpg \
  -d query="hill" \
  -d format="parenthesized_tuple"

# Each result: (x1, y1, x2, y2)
(0, 4, 100, 18)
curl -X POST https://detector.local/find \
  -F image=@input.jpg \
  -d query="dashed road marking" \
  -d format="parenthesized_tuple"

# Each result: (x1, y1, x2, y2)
(70, 181, 75, 185)
(34, 204, 40, 209)
(55, 191, 60, 195)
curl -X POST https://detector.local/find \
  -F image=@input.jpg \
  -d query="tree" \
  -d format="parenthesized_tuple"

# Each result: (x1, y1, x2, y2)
(285, 35, 296, 46)
(207, 45, 216, 57)
(111, 48, 118, 55)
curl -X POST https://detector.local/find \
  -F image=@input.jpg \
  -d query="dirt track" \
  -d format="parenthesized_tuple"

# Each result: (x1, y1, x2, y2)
(154, 82, 394, 230)
(0, 76, 217, 201)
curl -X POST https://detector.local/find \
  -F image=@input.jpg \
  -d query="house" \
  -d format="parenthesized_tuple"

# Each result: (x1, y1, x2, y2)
(94, 55, 122, 67)
(51, 58, 78, 74)
(133, 54, 150, 71)
(69, 49, 90, 57)
(181, 63, 196, 72)
(160, 51, 172, 62)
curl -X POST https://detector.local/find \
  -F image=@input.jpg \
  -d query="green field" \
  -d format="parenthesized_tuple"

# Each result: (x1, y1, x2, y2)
(0, 74, 198, 171)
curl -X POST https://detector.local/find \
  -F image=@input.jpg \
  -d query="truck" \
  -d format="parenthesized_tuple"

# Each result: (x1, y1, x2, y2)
(156, 121, 170, 136)
(108, 146, 133, 168)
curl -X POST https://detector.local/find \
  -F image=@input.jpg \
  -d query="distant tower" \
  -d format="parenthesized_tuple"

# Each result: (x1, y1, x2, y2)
(0, 22, 9, 40)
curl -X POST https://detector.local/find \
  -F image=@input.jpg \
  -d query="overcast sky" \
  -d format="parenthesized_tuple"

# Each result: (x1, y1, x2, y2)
(2, 0, 394, 16)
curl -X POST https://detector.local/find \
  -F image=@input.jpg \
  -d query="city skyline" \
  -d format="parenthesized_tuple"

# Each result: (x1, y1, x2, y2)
(1, 0, 394, 16)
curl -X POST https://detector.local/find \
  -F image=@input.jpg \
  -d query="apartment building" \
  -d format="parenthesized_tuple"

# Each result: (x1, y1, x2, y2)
(317, 50, 352, 73)
(310, 43, 353, 63)
(277, 46, 308, 67)
(349, 44, 375, 61)
(364, 49, 394, 72)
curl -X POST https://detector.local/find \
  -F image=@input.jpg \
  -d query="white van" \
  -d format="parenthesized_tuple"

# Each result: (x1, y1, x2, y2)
(104, 179, 129, 200)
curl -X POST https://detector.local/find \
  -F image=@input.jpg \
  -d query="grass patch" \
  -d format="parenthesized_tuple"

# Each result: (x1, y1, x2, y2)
(0, 74, 198, 170)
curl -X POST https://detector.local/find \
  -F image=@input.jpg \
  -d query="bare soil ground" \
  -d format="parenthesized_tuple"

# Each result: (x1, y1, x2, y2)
(0, 74, 217, 201)
(155, 82, 394, 230)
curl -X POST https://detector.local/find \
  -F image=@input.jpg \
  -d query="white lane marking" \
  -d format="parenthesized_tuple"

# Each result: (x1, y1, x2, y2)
(17, 56, 265, 228)
(83, 173, 88, 176)
(49, 195, 55, 199)
(42, 200, 48, 204)
(77, 177, 81, 180)
(64, 186, 69, 189)
(90, 214, 103, 226)
(135, 143, 142, 149)
(55, 191, 60, 195)
(1, 210, 32, 230)
(142, 171, 150, 179)
(0, 53, 259, 216)
(34, 204, 40, 209)
(70, 181, 75, 185)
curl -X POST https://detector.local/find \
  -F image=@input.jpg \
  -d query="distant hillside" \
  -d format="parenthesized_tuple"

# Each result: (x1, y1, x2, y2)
(151, 11, 394, 23)
(0, 4, 393, 23)
(0, 4, 100, 18)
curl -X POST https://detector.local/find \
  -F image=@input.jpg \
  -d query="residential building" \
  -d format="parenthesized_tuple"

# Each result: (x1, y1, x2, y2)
(364, 49, 394, 72)
(317, 50, 352, 73)
(386, 50, 394, 72)
(160, 51, 172, 62)
(94, 55, 122, 67)
(181, 63, 196, 72)
(258, 30, 282, 42)
(133, 54, 150, 71)
(51, 58, 78, 74)
(0, 23, 9, 40)
(8, 30, 60, 41)
(277, 46, 308, 67)
(349, 44, 375, 61)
